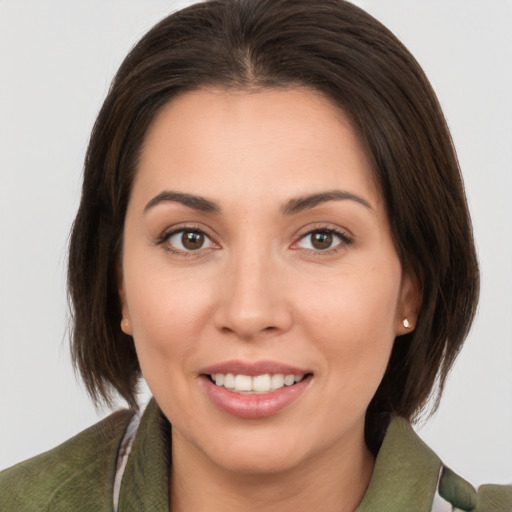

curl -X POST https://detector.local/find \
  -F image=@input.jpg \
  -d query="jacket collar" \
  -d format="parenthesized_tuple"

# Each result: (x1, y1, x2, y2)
(119, 400, 441, 511)
(357, 416, 441, 511)
(118, 399, 171, 511)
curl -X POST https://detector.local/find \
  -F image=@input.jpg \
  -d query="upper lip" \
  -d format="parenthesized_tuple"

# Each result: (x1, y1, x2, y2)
(199, 360, 311, 377)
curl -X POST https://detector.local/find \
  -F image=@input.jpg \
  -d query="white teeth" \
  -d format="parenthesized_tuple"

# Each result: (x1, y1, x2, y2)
(253, 374, 271, 392)
(284, 374, 295, 386)
(270, 374, 284, 390)
(234, 374, 252, 391)
(210, 373, 306, 393)
(224, 373, 235, 389)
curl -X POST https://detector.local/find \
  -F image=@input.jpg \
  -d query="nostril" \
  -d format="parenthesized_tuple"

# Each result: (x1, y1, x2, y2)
(213, 292, 293, 339)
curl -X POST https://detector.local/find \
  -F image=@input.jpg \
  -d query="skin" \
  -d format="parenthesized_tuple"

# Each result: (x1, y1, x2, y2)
(118, 88, 420, 512)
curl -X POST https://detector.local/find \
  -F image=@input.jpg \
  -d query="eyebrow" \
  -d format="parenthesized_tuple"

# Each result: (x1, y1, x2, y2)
(143, 189, 372, 216)
(144, 191, 221, 214)
(282, 190, 373, 215)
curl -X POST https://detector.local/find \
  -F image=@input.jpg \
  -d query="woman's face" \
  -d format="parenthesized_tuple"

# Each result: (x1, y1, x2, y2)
(119, 88, 418, 475)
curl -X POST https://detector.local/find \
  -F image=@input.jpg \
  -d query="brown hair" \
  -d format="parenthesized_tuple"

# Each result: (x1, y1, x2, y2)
(68, 0, 479, 449)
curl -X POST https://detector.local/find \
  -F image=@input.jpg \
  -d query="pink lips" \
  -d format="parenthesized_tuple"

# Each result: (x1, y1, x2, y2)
(200, 360, 310, 377)
(199, 360, 312, 419)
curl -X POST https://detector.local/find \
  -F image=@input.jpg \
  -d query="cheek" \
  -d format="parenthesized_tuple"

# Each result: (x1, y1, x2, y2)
(296, 262, 401, 383)
(122, 259, 215, 371)
(123, 269, 216, 420)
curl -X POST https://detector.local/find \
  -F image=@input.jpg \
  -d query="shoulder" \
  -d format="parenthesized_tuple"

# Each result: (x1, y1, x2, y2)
(0, 408, 134, 512)
(437, 466, 512, 512)
(360, 416, 512, 511)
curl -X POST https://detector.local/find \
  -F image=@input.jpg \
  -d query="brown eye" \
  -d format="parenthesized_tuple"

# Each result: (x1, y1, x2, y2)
(297, 229, 349, 252)
(182, 231, 204, 250)
(311, 232, 333, 250)
(166, 229, 214, 252)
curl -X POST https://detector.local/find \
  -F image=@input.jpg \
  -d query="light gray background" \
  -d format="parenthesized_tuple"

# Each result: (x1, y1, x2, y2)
(1, 0, 511, 486)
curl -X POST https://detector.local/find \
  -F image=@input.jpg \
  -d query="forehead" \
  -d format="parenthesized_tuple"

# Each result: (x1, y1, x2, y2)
(133, 87, 381, 209)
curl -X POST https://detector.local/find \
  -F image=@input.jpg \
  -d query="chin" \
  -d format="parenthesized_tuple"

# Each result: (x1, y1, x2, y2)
(210, 444, 307, 476)
(187, 421, 312, 476)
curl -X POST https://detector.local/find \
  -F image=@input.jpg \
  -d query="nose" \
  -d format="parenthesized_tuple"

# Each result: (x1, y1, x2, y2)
(213, 247, 293, 340)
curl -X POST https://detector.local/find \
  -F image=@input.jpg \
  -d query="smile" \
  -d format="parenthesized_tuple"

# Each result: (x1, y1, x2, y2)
(208, 373, 306, 394)
(199, 361, 313, 419)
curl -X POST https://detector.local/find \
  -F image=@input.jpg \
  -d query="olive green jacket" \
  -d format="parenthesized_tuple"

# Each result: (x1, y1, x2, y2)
(1, 399, 510, 511)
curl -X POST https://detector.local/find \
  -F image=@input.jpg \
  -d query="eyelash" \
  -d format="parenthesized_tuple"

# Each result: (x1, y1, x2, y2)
(155, 224, 353, 257)
(294, 225, 353, 255)
(156, 224, 217, 258)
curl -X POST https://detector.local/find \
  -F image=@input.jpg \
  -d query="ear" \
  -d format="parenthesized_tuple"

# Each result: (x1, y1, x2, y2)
(396, 270, 422, 336)
(116, 261, 133, 336)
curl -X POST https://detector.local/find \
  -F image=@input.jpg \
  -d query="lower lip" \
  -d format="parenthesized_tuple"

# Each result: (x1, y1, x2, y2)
(201, 375, 312, 419)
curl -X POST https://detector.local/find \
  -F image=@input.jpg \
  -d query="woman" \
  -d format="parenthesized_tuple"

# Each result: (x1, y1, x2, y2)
(0, 0, 510, 510)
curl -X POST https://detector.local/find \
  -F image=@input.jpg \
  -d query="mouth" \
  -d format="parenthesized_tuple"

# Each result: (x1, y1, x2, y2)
(199, 361, 313, 419)
(205, 372, 312, 394)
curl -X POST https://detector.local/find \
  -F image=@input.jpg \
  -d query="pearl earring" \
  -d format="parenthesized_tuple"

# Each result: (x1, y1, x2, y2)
(403, 318, 410, 329)
(121, 318, 130, 333)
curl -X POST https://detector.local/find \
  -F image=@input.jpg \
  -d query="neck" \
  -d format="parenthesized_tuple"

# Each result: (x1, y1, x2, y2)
(170, 428, 375, 512)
